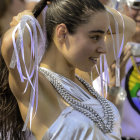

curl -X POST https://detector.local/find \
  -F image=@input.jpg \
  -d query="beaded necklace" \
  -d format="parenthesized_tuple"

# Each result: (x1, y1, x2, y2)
(39, 67, 114, 133)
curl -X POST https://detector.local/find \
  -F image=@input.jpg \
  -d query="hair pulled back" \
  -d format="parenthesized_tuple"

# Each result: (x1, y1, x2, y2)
(45, 0, 105, 44)
(0, 0, 105, 139)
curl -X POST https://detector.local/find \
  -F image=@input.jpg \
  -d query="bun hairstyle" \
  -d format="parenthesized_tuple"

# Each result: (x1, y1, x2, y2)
(0, 0, 105, 139)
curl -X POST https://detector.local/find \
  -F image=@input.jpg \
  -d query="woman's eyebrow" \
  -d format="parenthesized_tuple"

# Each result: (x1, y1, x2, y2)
(89, 30, 105, 34)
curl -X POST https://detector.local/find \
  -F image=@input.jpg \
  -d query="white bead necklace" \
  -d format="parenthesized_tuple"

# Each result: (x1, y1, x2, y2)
(39, 67, 114, 133)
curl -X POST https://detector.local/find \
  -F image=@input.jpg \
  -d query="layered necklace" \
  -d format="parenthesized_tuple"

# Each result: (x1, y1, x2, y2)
(39, 67, 114, 133)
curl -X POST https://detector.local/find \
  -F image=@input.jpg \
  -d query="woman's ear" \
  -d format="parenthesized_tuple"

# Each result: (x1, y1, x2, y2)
(55, 23, 67, 44)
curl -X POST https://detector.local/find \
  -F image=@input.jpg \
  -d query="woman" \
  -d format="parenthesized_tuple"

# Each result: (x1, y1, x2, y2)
(1, 0, 135, 139)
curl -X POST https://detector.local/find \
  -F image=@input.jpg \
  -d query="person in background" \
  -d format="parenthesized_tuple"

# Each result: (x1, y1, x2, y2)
(120, 0, 140, 140)
(0, 0, 25, 39)
(102, 0, 140, 139)
(92, 1, 140, 140)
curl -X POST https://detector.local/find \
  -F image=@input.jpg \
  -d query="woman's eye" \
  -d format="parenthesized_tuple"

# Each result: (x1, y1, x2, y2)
(90, 35, 100, 41)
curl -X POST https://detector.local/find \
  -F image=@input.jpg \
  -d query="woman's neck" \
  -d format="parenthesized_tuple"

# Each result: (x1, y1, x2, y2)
(40, 43, 76, 81)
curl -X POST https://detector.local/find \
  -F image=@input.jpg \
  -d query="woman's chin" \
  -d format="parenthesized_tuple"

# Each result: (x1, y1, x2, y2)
(77, 65, 95, 73)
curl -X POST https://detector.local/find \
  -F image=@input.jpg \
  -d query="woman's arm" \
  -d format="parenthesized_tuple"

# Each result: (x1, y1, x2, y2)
(1, 11, 34, 99)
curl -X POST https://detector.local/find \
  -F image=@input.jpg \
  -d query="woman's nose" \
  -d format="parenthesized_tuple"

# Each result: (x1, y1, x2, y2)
(97, 47, 107, 54)
(97, 40, 107, 54)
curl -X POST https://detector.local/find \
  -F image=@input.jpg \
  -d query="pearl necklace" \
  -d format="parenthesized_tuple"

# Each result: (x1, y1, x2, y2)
(39, 67, 114, 133)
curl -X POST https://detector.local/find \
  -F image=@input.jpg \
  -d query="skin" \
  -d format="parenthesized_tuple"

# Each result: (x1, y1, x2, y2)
(77, 7, 136, 85)
(42, 12, 109, 73)
(1, 10, 110, 140)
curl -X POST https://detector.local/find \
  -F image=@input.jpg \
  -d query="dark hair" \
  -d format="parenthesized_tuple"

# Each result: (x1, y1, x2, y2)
(45, 0, 105, 45)
(0, 0, 12, 18)
(0, 56, 26, 140)
(0, 0, 105, 139)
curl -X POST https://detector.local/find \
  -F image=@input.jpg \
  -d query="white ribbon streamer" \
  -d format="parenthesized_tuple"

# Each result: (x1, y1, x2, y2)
(9, 15, 46, 131)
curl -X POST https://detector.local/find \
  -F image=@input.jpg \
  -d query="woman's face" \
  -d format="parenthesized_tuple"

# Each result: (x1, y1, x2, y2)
(62, 11, 110, 72)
